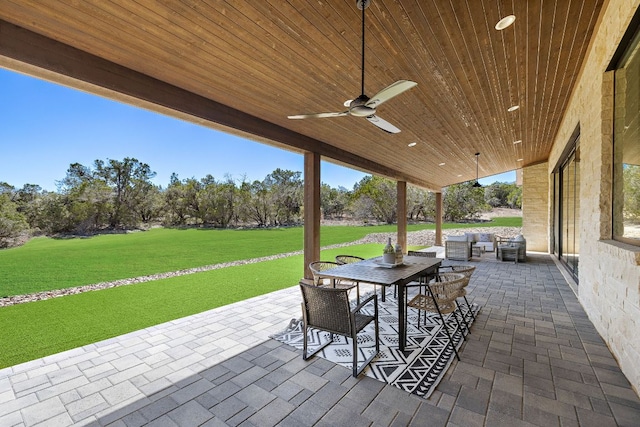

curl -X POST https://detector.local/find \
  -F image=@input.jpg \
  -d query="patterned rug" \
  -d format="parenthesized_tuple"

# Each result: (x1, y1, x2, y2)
(271, 289, 479, 399)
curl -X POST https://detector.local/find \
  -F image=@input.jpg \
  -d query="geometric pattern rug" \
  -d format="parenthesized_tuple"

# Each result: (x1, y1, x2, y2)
(271, 289, 480, 399)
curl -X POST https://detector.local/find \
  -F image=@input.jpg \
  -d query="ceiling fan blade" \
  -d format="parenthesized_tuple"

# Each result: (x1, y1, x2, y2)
(365, 80, 417, 108)
(288, 111, 349, 119)
(366, 115, 401, 133)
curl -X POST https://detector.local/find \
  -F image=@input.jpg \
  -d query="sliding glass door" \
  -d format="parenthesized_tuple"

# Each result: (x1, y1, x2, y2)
(553, 141, 580, 283)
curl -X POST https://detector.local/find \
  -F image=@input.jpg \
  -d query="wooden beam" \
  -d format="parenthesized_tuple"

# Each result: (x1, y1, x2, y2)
(303, 152, 321, 279)
(435, 192, 443, 246)
(0, 19, 439, 191)
(397, 181, 407, 253)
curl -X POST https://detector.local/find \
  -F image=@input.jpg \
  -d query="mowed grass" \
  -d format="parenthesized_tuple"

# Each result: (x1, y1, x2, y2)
(0, 217, 520, 297)
(0, 244, 384, 368)
(0, 218, 521, 368)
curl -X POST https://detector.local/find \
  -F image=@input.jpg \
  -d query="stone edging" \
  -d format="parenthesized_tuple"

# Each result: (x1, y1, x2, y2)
(0, 227, 520, 307)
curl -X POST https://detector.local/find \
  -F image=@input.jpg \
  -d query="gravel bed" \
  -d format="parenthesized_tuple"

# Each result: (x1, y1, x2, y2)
(0, 226, 520, 307)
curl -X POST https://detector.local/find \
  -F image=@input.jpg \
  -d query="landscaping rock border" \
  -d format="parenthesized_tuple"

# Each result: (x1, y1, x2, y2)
(0, 226, 521, 307)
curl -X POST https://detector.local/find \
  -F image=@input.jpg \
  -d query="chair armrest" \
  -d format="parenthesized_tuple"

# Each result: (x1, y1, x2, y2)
(352, 293, 377, 313)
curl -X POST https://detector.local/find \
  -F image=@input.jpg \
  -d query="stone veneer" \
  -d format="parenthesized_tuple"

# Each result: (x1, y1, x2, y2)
(522, 162, 550, 253)
(532, 0, 640, 394)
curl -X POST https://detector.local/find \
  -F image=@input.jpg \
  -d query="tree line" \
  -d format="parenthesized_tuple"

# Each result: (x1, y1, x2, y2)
(0, 157, 522, 248)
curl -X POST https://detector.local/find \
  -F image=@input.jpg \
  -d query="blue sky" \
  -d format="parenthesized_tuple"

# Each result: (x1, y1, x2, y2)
(0, 68, 514, 191)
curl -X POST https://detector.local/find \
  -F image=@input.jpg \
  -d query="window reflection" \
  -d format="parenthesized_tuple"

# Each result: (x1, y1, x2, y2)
(614, 29, 640, 244)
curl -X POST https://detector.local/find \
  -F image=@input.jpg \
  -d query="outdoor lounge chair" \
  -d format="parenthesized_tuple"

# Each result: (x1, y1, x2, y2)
(299, 280, 379, 377)
(444, 237, 472, 261)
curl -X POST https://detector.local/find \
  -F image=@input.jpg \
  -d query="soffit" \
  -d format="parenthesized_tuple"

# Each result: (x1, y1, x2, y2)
(0, 1, 604, 189)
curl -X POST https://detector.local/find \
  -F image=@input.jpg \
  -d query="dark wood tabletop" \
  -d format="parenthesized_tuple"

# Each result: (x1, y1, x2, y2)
(319, 255, 441, 286)
(318, 255, 442, 351)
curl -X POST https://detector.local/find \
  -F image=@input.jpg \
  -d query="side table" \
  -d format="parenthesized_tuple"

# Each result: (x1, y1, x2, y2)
(471, 244, 484, 258)
(497, 244, 519, 263)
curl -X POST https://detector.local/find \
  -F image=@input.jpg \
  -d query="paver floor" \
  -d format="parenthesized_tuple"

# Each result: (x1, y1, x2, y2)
(1, 253, 639, 426)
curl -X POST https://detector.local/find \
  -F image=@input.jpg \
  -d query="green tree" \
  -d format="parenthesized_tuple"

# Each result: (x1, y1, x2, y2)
(198, 174, 237, 227)
(623, 164, 640, 221)
(246, 179, 271, 226)
(351, 176, 397, 224)
(164, 173, 190, 225)
(265, 169, 303, 225)
(443, 182, 487, 222)
(321, 184, 350, 219)
(407, 185, 435, 221)
(94, 158, 157, 228)
(0, 191, 29, 248)
(484, 181, 522, 208)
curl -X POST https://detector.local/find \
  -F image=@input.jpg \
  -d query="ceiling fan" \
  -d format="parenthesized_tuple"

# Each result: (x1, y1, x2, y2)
(287, 0, 417, 134)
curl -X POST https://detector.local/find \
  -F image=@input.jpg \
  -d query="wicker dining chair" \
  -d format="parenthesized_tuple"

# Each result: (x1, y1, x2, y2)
(309, 261, 360, 303)
(400, 250, 440, 299)
(407, 250, 438, 258)
(407, 273, 467, 361)
(335, 255, 384, 301)
(439, 265, 476, 321)
(299, 280, 379, 377)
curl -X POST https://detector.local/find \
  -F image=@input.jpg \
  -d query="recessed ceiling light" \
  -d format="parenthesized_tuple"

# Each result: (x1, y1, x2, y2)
(408, 142, 417, 147)
(508, 105, 520, 112)
(439, 162, 446, 166)
(513, 140, 522, 144)
(517, 158, 524, 162)
(457, 174, 463, 177)
(495, 15, 516, 30)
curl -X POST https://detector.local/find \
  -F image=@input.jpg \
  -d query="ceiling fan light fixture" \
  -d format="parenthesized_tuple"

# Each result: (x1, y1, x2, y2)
(495, 15, 516, 30)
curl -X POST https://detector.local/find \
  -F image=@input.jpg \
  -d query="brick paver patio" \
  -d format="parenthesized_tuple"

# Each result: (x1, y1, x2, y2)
(1, 252, 639, 426)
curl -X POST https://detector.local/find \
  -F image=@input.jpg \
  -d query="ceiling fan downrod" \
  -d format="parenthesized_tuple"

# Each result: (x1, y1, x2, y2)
(357, 0, 370, 97)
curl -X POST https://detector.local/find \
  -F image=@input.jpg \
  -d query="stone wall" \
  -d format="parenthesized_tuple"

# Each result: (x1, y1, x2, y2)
(522, 163, 550, 253)
(546, 0, 640, 393)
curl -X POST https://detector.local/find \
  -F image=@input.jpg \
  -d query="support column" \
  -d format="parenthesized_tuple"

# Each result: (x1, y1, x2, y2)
(303, 152, 321, 279)
(435, 191, 443, 246)
(397, 181, 407, 252)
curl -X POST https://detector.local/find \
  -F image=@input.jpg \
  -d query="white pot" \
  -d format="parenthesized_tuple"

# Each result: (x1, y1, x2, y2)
(383, 253, 396, 264)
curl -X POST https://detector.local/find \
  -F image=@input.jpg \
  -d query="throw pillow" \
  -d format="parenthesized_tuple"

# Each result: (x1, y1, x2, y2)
(513, 234, 525, 241)
(447, 235, 467, 242)
(479, 233, 492, 242)
(465, 232, 476, 242)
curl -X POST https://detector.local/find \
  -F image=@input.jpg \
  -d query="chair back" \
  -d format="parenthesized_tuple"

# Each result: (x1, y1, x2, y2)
(335, 255, 364, 265)
(299, 281, 353, 335)
(445, 265, 475, 287)
(429, 273, 467, 305)
(407, 250, 437, 258)
(308, 261, 340, 285)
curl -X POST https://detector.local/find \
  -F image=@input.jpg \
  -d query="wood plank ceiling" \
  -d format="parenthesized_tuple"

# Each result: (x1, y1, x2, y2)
(0, 0, 604, 190)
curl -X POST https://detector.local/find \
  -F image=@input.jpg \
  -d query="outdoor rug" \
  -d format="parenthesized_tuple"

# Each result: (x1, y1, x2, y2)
(271, 289, 480, 399)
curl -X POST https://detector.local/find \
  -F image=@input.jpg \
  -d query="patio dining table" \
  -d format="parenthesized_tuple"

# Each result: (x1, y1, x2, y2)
(319, 255, 442, 351)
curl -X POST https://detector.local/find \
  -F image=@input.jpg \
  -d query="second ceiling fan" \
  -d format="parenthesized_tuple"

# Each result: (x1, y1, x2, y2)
(288, 0, 417, 134)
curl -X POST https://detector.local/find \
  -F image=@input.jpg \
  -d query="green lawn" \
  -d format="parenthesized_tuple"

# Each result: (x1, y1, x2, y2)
(0, 218, 520, 297)
(0, 244, 384, 368)
(0, 218, 521, 368)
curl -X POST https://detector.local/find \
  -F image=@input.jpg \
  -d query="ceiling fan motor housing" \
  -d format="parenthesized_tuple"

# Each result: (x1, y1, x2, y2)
(349, 95, 375, 117)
